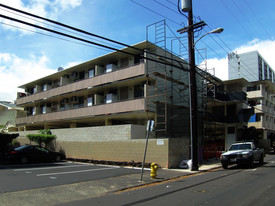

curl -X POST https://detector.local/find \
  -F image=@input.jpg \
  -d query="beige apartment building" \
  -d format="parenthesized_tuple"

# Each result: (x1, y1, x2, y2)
(246, 80, 275, 145)
(15, 41, 198, 168)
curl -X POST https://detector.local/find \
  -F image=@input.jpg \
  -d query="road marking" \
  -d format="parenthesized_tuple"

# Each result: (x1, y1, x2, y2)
(36, 167, 117, 176)
(244, 168, 257, 172)
(14, 164, 93, 172)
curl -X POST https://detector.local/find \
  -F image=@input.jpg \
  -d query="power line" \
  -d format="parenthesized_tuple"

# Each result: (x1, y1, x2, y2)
(0, 3, 141, 54)
(130, 0, 182, 26)
(243, 0, 273, 40)
(0, 21, 113, 53)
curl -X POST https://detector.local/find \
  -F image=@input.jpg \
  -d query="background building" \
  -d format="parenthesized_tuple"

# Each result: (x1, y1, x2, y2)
(228, 50, 275, 149)
(0, 101, 25, 131)
(228, 50, 275, 82)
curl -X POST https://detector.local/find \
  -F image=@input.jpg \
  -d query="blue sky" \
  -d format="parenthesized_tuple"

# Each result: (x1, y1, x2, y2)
(1, 0, 275, 101)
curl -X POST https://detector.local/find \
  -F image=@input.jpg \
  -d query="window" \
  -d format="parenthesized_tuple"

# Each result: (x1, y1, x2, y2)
(247, 85, 260, 91)
(264, 63, 268, 80)
(256, 114, 261, 122)
(258, 56, 262, 80)
(42, 106, 46, 114)
(120, 87, 128, 100)
(89, 69, 95, 78)
(79, 71, 85, 80)
(120, 57, 129, 68)
(134, 84, 144, 98)
(87, 96, 93, 106)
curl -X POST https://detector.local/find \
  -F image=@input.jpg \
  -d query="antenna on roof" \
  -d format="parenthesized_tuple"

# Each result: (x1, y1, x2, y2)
(58, 66, 64, 72)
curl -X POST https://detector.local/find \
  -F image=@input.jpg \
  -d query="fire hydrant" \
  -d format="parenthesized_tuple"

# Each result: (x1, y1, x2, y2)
(150, 163, 158, 179)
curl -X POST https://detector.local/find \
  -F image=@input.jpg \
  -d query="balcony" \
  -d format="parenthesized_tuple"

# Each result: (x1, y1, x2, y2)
(16, 98, 146, 125)
(208, 91, 246, 102)
(16, 63, 145, 105)
(205, 108, 254, 124)
(247, 90, 263, 99)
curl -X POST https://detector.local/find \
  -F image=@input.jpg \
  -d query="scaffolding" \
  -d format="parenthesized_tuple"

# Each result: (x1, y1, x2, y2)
(145, 20, 194, 139)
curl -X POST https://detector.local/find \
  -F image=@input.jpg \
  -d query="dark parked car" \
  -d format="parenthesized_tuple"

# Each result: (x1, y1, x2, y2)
(6, 145, 66, 164)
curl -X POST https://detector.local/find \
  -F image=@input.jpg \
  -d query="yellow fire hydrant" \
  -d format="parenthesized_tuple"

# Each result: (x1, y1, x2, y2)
(150, 163, 158, 179)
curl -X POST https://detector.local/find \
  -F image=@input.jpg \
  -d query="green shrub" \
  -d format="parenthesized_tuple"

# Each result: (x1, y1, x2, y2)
(27, 130, 56, 148)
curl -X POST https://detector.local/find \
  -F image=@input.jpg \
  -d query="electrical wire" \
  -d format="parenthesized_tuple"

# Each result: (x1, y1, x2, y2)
(0, 21, 113, 53)
(130, 0, 182, 26)
(2, 2, 273, 119)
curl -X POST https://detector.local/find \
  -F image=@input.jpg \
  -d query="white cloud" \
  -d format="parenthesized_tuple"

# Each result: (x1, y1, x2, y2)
(235, 39, 275, 69)
(0, 0, 82, 33)
(0, 53, 55, 102)
(207, 39, 275, 80)
(203, 57, 228, 80)
(64, 61, 82, 69)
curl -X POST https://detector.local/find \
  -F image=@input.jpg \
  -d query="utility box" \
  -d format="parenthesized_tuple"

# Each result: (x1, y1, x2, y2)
(181, 0, 191, 12)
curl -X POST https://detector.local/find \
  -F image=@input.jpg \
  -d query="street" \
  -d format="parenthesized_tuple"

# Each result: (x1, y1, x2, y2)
(1, 155, 274, 206)
(58, 154, 275, 206)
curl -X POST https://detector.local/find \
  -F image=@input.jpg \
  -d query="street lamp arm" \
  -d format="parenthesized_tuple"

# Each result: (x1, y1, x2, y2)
(193, 27, 224, 46)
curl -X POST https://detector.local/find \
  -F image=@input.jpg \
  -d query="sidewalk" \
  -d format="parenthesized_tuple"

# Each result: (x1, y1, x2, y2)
(125, 158, 222, 188)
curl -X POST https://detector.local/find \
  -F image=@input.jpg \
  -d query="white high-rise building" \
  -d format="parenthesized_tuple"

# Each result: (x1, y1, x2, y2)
(228, 51, 275, 82)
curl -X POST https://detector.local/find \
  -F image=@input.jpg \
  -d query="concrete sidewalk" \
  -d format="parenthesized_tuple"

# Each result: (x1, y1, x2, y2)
(134, 158, 222, 186)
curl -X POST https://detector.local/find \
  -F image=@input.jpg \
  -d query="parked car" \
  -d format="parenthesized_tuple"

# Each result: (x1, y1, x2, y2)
(6, 145, 66, 164)
(220, 141, 265, 169)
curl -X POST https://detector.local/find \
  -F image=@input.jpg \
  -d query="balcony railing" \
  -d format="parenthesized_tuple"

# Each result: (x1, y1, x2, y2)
(207, 91, 247, 102)
(16, 98, 146, 125)
(16, 63, 145, 105)
(205, 108, 254, 124)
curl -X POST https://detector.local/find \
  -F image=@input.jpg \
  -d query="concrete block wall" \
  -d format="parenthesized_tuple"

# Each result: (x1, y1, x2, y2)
(14, 124, 188, 168)
(55, 139, 169, 167)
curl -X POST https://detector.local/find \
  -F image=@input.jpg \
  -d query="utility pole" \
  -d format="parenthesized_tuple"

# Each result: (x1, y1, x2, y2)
(178, 0, 199, 171)
(187, 0, 199, 171)
(178, 1, 223, 171)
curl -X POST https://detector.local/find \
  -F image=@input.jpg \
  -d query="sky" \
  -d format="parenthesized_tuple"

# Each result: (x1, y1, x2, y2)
(0, 0, 275, 102)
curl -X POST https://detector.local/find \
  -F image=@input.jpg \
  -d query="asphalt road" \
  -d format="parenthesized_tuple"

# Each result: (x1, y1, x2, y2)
(0, 161, 141, 194)
(59, 154, 275, 206)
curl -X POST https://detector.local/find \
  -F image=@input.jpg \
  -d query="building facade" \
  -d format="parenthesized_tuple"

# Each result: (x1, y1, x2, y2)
(228, 50, 275, 82)
(15, 41, 202, 168)
(204, 75, 253, 156)
(228, 50, 275, 148)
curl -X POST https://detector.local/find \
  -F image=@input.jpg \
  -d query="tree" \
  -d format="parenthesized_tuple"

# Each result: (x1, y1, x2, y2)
(27, 130, 56, 148)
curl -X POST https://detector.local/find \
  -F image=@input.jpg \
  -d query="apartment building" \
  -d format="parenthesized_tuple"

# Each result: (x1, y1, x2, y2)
(228, 50, 274, 82)
(246, 80, 275, 144)
(15, 41, 199, 168)
(204, 76, 253, 155)
(228, 50, 275, 148)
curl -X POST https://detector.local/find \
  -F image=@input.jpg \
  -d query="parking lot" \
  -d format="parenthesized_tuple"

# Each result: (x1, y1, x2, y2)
(0, 161, 143, 194)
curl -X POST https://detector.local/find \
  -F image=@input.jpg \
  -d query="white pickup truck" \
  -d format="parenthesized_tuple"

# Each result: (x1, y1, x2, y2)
(220, 141, 265, 169)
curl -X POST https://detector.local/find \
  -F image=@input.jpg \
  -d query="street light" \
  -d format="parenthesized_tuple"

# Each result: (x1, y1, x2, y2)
(194, 28, 224, 46)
